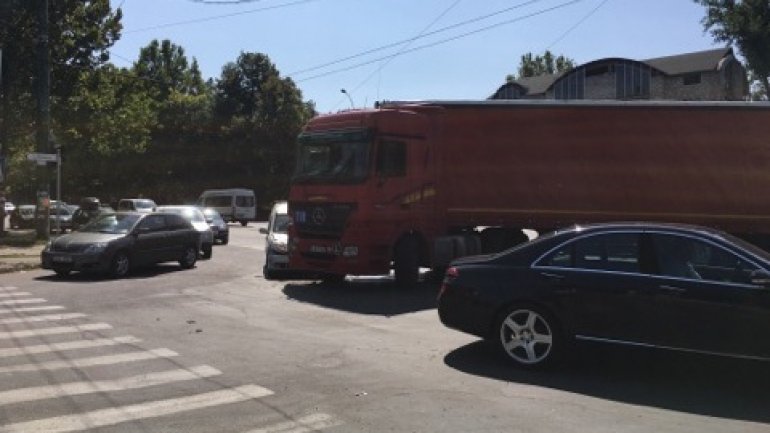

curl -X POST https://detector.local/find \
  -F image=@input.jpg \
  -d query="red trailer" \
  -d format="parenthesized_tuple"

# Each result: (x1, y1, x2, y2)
(288, 100, 770, 284)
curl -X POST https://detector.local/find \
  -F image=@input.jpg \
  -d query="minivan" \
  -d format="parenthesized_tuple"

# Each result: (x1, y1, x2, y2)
(198, 189, 256, 226)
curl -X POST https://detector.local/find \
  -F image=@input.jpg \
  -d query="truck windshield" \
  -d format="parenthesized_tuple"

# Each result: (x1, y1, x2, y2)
(293, 140, 370, 184)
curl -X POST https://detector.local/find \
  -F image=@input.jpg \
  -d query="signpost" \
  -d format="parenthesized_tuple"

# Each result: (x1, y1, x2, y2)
(27, 152, 58, 165)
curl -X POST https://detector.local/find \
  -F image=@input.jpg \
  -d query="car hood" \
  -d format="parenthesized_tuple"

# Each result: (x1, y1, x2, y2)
(192, 222, 211, 232)
(52, 232, 124, 247)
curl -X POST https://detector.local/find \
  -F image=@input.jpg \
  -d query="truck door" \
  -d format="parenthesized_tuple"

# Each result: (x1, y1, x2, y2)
(373, 137, 433, 231)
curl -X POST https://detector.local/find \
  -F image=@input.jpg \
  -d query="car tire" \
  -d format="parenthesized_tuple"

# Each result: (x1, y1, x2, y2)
(221, 234, 229, 245)
(240, 220, 248, 227)
(394, 236, 419, 287)
(110, 251, 131, 279)
(53, 267, 70, 277)
(179, 245, 198, 269)
(264, 265, 276, 280)
(202, 243, 213, 259)
(495, 304, 564, 369)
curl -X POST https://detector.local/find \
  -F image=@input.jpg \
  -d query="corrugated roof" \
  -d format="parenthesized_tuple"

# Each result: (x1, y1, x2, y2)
(513, 73, 561, 95)
(644, 47, 732, 75)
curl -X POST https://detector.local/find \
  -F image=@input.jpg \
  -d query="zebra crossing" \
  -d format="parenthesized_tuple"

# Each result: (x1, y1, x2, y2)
(0, 285, 343, 433)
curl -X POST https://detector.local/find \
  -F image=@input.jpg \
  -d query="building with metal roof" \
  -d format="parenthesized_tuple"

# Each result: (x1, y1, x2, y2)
(490, 48, 747, 101)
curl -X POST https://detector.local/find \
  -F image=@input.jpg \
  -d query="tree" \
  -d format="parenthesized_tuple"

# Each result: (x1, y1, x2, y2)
(133, 39, 206, 101)
(695, 0, 770, 100)
(506, 50, 575, 82)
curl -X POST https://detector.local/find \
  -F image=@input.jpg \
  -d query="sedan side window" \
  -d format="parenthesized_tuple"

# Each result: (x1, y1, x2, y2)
(652, 234, 759, 284)
(540, 233, 641, 273)
(137, 215, 166, 232)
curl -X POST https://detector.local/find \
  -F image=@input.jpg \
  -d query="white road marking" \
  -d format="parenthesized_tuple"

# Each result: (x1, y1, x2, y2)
(0, 323, 112, 340)
(0, 336, 141, 358)
(0, 287, 18, 291)
(0, 292, 32, 298)
(0, 298, 46, 306)
(0, 365, 222, 405)
(0, 384, 274, 433)
(0, 348, 178, 374)
(0, 313, 86, 325)
(0, 305, 66, 315)
(245, 413, 343, 433)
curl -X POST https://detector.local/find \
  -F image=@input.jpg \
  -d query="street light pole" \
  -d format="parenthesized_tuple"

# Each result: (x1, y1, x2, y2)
(340, 88, 354, 109)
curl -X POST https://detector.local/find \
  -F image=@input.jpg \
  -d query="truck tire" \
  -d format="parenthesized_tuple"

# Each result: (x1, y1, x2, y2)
(394, 236, 419, 287)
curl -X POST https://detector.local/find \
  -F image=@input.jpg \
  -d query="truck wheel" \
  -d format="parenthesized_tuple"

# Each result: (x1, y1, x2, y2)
(394, 236, 419, 287)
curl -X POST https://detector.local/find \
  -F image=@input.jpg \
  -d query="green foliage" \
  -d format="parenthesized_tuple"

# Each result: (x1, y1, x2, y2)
(0, 4, 315, 208)
(695, 0, 770, 100)
(513, 50, 576, 80)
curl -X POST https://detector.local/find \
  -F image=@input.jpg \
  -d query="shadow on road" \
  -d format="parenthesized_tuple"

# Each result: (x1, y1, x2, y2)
(445, 340, 770, 423)
(282, 277, 440, 316)
(34, 264, 187, 283)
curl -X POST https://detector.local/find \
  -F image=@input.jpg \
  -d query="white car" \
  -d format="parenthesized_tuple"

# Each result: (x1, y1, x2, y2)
(4, 201, 15, 214)
(260, 201, 289, 279)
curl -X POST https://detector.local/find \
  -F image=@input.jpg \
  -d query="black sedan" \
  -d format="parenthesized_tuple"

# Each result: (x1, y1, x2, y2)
(438, 223, 770, 368)
(41, 212, 201, 278)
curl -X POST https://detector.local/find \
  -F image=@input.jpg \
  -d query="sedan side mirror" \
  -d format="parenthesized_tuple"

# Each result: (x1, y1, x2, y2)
(750, 269, 770, 287)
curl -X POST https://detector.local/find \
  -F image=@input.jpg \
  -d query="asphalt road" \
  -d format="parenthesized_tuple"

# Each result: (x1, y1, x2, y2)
(0, 223, 768, 432)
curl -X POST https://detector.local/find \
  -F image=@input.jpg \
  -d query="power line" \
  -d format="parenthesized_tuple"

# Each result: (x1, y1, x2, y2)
(289, 0, 547, 77)
(340, 0, 464, 109)
(294, 0, 585, 83)
(123, 0, 319, 34)
(546, 0, 609, 50)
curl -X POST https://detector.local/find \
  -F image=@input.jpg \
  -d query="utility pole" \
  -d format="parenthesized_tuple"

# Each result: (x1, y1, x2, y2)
(35, 0, 50, 239)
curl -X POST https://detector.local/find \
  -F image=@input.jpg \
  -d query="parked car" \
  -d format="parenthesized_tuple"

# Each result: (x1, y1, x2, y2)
(260, 201, 289, 279)
(117, 198, 157, 213)
(49, 203, 75, 233)
(438, 222, 770, 368)
(41, 212, 200, 278)
(10, 205, 35, 229)
(156, 205, 214, 259)
(72, 197, 113, 230)
(4, 201, 15, 214)
(201, 207, 229, 245)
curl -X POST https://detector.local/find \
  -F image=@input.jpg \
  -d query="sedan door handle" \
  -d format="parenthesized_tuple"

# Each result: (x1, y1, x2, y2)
(659, 285, 687, 293)
(540, 272, 565, 280)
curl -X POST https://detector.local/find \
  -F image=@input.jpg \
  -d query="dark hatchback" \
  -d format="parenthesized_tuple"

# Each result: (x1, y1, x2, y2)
(41, 212, 201, 278)
(438, 223, 770, 368)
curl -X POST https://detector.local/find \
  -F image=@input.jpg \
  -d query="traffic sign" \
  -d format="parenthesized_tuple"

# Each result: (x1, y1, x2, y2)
(27, 152, 58, 165)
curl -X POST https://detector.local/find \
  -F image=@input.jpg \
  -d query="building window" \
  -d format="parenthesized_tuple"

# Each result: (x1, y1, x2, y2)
(683, 73, 702, 85)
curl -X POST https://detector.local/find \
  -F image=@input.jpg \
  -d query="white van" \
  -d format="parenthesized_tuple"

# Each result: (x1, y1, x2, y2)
(198, 189, 256, 226)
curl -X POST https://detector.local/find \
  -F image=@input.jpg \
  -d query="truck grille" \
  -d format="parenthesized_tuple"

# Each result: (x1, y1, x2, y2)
(292, 203, 354, 239)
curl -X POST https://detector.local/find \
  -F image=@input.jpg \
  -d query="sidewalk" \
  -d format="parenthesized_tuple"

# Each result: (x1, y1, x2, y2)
(0, 230, 44, 274)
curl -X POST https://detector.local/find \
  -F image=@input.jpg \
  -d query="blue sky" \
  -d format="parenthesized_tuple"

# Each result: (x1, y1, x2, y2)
(111, 0, 721, 113)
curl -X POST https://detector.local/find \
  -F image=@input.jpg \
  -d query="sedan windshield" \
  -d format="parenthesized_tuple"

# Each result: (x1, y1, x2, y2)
(293, 140, 370, 184)
(80, 214, 140, 234)
(158, 207, 205, 223)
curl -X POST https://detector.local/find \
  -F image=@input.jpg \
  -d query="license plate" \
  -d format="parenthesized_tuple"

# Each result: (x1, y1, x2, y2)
(52, 255, 73, 263)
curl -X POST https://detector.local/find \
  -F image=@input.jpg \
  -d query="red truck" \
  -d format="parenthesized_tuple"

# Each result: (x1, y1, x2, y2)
(288, 100, 770, 285)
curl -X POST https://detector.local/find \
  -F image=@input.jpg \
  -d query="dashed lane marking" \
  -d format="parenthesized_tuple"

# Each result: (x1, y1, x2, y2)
(0, 292, 32, 298)
(0, 336, 141, 358)
(0, 313, 86, 325)
(0, 348, 179, 374)
(0, 384, 274, 433)
(0, 299, 47, 306)
(0, 323, 112, 340)
(0, 365, 222, 405)
(0, 305, 66, 315)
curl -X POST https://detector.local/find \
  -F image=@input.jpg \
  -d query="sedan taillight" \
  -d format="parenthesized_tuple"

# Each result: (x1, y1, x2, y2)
(438, 267, 460, 299)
